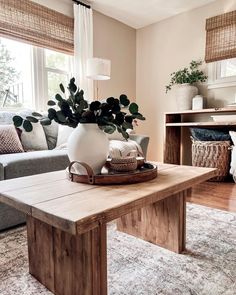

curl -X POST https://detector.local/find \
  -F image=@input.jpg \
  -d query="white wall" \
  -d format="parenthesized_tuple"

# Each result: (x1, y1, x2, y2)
(136, 0, 236, 161)
(32, 0, 136, 101)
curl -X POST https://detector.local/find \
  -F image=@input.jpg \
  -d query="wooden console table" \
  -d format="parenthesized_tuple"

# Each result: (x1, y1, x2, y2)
(164, 107, 236, 210)
(0, 164, 215, 295)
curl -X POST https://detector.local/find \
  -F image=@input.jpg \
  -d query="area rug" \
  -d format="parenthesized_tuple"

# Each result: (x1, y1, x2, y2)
(0, 204, 236, 295)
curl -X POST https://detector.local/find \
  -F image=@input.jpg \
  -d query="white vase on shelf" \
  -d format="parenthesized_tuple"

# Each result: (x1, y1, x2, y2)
(67, 123, 109, 175)
(176, 83, 198, 110)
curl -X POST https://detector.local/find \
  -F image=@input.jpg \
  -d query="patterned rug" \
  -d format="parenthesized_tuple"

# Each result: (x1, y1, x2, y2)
(0, 204, 236, 295)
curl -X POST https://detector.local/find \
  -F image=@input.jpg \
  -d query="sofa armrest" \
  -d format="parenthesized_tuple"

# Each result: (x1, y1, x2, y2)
(0, 150, 69, 180)
(129, 134, 149, 158)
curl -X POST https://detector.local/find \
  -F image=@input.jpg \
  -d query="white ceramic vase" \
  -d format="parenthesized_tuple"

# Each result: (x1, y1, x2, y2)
(67, 123, 109, 175)
(176, 83, 198, 110)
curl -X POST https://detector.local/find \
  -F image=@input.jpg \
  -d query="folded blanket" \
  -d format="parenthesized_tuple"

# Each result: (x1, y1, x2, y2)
(109, 139, 143, 158)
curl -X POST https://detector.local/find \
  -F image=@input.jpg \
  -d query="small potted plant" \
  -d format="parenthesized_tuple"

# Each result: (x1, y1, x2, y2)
(165, 60, 207, 110)
(13, 78, 145, 174)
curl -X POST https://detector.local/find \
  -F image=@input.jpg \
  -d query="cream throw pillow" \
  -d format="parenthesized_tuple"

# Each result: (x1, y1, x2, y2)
(56, 125, 74, 149)
(21, 122, 48, 151)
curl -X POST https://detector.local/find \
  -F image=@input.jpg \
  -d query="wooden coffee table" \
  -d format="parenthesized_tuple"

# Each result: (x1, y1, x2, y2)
(0, 163, 215, 295)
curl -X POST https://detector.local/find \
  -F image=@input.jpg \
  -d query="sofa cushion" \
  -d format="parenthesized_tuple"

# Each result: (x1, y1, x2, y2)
(19, 122, 48, 151)
(56, 125, 74, 148)
(42, 121, 59, 150)
(0, 150, 70, 180)
(0, 125, 24, 154)
(17, 110, 48, 151)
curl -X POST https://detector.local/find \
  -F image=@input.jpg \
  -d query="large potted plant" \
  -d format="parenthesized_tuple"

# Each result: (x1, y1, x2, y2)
(13, 78, 145, 174)
(165, 60, 207, 110)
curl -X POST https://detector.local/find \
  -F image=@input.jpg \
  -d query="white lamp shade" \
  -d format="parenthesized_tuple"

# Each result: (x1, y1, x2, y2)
(87, 58, 111, 80)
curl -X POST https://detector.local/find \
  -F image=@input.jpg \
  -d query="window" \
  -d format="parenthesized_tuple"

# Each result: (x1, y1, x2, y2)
(0, 36, 73, 111)
(208, 58, 236, 89)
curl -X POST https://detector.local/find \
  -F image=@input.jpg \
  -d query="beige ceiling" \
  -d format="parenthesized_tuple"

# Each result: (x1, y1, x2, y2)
(86, 0, 217, 29)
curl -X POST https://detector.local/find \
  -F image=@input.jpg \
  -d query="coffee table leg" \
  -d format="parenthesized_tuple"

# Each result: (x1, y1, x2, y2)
(117, 189, 190, 253)
(27, 216, 107, 295)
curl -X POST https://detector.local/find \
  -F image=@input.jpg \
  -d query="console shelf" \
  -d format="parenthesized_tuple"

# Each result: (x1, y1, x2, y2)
(166, 122, 236, 127)
(164, 107, 236, 211)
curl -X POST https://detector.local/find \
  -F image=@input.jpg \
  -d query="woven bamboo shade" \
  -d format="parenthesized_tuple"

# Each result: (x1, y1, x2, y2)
(0, 0, 74, 54)
(205, 10, 236, 63)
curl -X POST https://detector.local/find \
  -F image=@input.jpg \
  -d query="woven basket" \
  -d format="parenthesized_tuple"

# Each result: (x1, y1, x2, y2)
(191, 139, 231, 182)
(110, 156, 137, 172)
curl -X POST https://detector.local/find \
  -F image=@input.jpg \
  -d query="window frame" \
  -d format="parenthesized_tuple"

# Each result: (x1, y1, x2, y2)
(0, 36, 73, 111)
(208, 58, 236, 89)
(33, 47, 73, 110)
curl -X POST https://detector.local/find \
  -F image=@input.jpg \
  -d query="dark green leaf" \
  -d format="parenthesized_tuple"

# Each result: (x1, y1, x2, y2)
(55, 94, 63, 102)
(74, 90, 84, 103)
(121, 129, 129, 140)
(40, 118, 52, 126)
(122, 122, 133, 130)
(32, 112, 43, 117)
(102, 124, 116, 134)
(48, 108, 57, 120)
(13, 115, 23, 127)
(23, 120, 33, 132)
(112, 104, 121, 114)
(56, 111, 67, 123)
(114, 98, 120, 105)
(115, 113, 124, 125)
(120, 94, 130, 107)
(77, 99, 88, 114)
(80, 111, 96, 123)
(26, 116, 38, 123)
(125, 115, 133, 123)
(132, 112, 146, 120)
(48, 100, 56, 106)
(68, 78, 77, 93)
(106, 97, 115, 105)
(90, 101, 101, 111)
(129, 102, 139, 114)
(59, 83, 65, 93)
(116, 125, 129, 140)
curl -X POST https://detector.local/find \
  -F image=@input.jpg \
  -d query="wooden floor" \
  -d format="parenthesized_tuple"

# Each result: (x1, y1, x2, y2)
(187, 182, 236, 213)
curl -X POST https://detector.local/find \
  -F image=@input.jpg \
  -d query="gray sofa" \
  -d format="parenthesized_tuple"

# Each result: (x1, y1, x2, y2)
(0, 111, 149, 231)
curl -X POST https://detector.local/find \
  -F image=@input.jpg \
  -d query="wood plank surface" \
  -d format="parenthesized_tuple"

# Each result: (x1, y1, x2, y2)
(0, 170, 66, 192)
(117, 189, 190, 253)
(166, 122, 236, 127)
(165, 107, 236, 115)
(27, 216, 107, 295)
(0, 164, 216, 234)
(0, 179, 97, 215)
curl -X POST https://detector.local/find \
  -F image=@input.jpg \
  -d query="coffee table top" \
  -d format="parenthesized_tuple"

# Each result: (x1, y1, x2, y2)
(0, 163, 216, 234)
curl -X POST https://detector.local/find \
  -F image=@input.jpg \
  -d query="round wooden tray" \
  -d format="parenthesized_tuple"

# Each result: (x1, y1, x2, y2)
(66, 161, 158, 185)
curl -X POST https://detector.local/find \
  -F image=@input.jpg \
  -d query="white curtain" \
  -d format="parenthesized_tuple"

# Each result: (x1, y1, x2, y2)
(74, 4, 93, 100)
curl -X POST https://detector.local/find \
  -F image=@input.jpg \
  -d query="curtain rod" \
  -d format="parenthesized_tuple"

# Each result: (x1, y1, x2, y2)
(72, 0, 91, 9)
